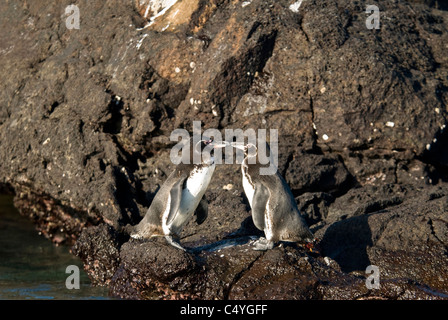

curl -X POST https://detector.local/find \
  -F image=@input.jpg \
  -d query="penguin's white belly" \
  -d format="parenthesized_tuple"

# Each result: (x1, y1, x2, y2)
(169, 164, 215, 231)
(242, 170, 255, 208)
(242, 168, 273, 240)
(185, 164, 215, 199)
(161, 194, 172, 235)
(264, 200, 273, 240)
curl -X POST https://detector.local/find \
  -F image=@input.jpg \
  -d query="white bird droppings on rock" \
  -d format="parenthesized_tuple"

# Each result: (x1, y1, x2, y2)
(222, 184, 233, 191)
(386, 121, 395, 128)
(289, 0, 303, 13)
(136, 33, 149, 49)
(161, 23, 170, 32)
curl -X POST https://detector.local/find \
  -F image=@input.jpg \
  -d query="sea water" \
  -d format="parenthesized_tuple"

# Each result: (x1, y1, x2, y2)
(0, 194, 110, 300)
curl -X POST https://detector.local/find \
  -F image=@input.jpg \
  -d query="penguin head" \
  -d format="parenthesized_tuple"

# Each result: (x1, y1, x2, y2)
(230, 142, 257, 158)
(230, 139, 278, 175)
(230, 141, 269, 168)
(245, 143, 258, 159)
(193, 137, 228, 165)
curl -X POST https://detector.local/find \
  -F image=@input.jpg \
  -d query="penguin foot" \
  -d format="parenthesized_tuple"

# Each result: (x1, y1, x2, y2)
(253, 237, 274, 251)
(165, 235, 186, 251)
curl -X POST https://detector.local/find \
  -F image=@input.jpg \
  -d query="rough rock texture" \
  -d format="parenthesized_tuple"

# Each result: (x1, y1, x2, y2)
(1, 0, 448, 299)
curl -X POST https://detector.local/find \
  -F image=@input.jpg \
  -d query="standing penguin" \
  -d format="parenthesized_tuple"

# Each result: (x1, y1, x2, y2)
(231, 140, 314, 250)
(131, 137, 227, 250)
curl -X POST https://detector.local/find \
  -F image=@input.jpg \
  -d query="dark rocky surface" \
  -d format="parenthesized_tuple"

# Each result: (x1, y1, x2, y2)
(1, 0, 448, 299)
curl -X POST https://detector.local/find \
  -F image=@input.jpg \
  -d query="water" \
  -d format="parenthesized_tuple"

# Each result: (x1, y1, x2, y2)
(0, 194, 111, 299)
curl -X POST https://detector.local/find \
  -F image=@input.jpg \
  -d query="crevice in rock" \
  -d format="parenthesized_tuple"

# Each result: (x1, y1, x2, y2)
(332, 154, 359, 198)
(213, 29, 278, 127)
(427, 217, 445, 246)
(102, 94, 124, 135)
(393, 160, 399, 184)
(108, 135, 150, 226)
(299, 11, 310, 43)
(309, 94, 319, 150)
(0, 183, 14, 195)
(419, 124, 448, 184)
(246, 21, 262, 41)
(223, 252, 264, 300)
(138, 64, 189, 142)
(281, 152, 294, 178)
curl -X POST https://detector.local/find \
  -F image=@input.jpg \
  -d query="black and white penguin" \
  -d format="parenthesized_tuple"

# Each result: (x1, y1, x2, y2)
(231, 140, 314, 250)
(131, 137, 227, 250)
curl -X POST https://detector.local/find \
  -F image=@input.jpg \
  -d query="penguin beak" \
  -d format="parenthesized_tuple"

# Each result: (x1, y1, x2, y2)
(230, 142, 246, 151)
(209, 140, 230, 149)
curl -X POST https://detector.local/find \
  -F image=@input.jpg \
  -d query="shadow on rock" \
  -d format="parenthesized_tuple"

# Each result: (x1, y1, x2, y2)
(319, 214, 373, 273)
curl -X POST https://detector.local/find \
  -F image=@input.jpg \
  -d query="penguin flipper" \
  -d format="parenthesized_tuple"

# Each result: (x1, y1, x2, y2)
(166, 175, 188, 225)
(194, 196, 208, 225)
(251, 182, 270, 231)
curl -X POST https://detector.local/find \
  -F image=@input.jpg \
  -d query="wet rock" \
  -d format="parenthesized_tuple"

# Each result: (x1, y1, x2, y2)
(227, 246, 320, 300)
(368, 246, 448, 297)
(110, 237, 202, 299)
(71, 224, 124, 286)
(13, 184, 102, 246)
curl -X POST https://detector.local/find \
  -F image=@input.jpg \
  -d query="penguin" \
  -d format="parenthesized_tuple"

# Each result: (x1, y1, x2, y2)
(230, 140, 314, 251)
(131, 137, 228, 250)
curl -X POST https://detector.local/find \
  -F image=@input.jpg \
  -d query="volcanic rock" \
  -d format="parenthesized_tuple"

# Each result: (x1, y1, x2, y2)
(0, 0, 447, 299)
